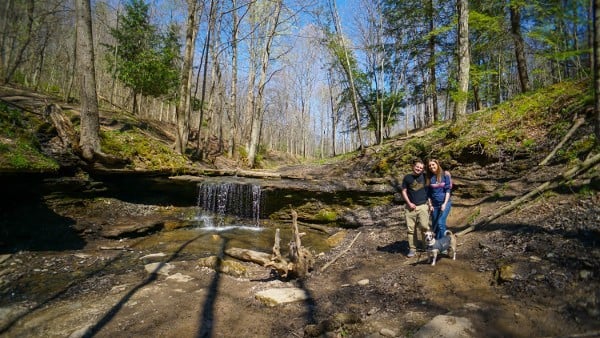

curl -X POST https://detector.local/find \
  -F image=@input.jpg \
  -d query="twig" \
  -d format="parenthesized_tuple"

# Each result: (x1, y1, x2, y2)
(320, 231, 361, 273)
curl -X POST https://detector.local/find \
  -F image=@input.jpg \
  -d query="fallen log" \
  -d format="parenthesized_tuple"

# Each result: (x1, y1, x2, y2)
(44, 103, 79, 150)
(539, 116, 585, 166)
(224, 247, 272, 266)
(458, 152, 600, 236)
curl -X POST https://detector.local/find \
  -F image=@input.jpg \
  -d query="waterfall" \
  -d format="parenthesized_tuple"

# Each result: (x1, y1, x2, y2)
(197, 181, 263, 227)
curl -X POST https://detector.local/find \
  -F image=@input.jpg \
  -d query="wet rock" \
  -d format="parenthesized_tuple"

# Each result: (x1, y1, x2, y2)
(101, 216, 164, 239)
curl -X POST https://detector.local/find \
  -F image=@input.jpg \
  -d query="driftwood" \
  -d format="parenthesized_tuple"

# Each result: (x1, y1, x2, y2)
(266, 209, 314, 278)
(320, 231, 361, 273)
(265, 228, 293, 277)
(539, 116, 585, 166)
(224, 247, 272, 265)
(224, 210, 314, 279)
(458, 152, 600, 237)
(44, 103, 79, 150)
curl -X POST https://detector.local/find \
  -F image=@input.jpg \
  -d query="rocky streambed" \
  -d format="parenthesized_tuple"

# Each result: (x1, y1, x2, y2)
(1, 169, 599, 337)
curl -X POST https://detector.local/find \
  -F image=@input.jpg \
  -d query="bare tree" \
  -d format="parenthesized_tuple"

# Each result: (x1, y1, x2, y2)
(247, 0, 283, 167)
(454, 0, 470, 121)
(329, 0, 364, 150)
(75, 0, 101, 160)
(3, 0, 34, 84)
(594, 0, 600, 142)
(175, 0, 201, 155)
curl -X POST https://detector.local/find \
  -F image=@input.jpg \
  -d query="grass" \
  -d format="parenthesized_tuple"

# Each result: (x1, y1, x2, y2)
(0, 102, 59, 172)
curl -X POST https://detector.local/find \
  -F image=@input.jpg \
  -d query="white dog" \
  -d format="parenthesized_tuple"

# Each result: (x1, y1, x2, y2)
(424, 230, 457, 266)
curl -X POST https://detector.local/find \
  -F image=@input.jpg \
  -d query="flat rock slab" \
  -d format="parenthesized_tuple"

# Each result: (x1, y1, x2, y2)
(100, 216, 163, 239)
(413, 314, 475, 338)
(255, 288, 309, 307)
(144, 262, 174, 276)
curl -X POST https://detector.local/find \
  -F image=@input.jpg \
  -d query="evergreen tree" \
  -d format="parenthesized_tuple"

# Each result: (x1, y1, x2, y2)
(107, 0, 180, 115)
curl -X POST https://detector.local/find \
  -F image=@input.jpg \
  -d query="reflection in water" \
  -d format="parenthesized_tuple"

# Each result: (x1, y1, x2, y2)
(197, 182, 264, 227)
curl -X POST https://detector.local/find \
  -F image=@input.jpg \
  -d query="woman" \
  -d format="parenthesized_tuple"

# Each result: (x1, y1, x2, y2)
(426, 159, 452, 240)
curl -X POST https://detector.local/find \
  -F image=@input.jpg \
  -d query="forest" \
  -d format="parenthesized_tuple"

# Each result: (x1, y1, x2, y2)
(1, 0, 600, 169)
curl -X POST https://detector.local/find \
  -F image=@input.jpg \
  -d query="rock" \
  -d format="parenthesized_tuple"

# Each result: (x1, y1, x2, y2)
(166, 272, 194, 283)
(255, 288, 309, 306)
(144, 262, 174, 276)
(197, 256, 248, 278)
(357, 279, 370, 286)
(379, 328, 397, 337)
(495, 264, 517, 283)
(303, 313, 361, 337)
(413, 315, 475, 338)
(68, 324, 93, 338)
(101, 216, 164, 239)
(0, 254, 12, 264)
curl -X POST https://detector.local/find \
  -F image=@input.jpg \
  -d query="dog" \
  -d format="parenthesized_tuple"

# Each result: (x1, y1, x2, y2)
(424, 230, 457, 266)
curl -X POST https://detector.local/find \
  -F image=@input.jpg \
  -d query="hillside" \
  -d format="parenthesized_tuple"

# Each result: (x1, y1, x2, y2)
(0, 82, 599, 337)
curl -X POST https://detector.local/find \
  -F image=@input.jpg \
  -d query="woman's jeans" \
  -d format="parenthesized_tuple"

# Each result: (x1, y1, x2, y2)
(431, 200, 451, 239)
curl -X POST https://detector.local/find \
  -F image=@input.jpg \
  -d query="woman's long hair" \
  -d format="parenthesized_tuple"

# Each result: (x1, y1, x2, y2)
(426, 159, 444, 185)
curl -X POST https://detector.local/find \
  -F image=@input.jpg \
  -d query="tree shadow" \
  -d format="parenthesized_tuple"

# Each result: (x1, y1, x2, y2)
(0, 178, 85, 253)
(196, 238, 228, 338)
(79, 234, 206, 337)
(376, 240, 408, 254)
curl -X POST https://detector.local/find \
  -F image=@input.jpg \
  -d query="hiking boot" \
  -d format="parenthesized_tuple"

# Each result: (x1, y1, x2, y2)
(407, 249, 416, 258)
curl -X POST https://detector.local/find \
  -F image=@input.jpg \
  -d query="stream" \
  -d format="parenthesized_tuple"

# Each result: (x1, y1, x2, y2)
(0, 172, 339, 256)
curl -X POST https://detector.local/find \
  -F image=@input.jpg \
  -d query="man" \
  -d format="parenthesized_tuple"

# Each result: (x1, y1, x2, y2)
(401, 159, 430, 257)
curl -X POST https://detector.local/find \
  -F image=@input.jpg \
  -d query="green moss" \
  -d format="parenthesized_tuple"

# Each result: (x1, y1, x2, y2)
(101, 129, 190, 171)
(315, 209, 338, 222)
(0, 103, 59, 171)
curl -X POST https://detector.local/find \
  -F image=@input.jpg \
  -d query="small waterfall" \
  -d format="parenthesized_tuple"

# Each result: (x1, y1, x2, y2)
(197, 181, 264, 227)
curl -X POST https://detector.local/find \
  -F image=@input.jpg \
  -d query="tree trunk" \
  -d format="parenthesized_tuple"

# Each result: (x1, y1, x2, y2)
(454, 0, 470, 121)
(175, 0, 200, 155)
(196, 0, 217, 160)
(75, 0, 101, 161)
(227, 0, 240, 158)
(594, 0, 600, 142)
(327, 69, 337, 157)
(4, 0, 34, 84)
(247, 0, 282, 167)
(510, 3, 530, 93)
(427, 0, 439, 123)
(329, 0, 364, 151)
